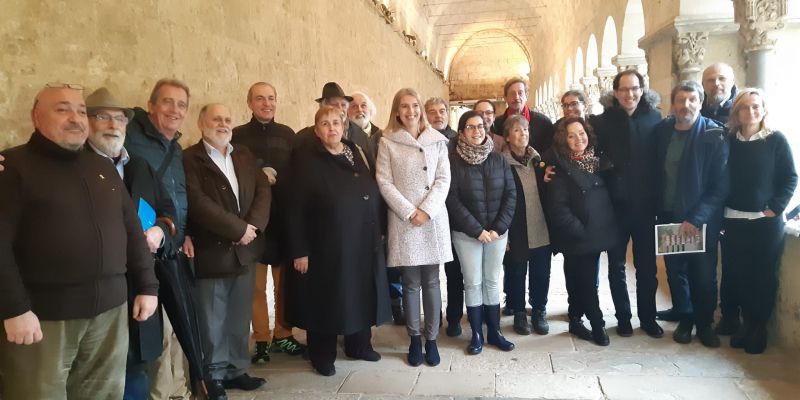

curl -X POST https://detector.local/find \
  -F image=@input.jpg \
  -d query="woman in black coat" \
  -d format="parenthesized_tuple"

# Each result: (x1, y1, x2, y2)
(722, 88, 797, 354)
(447, 111, 516, 355)
(285, 106, 392, 376)
(547, 116, 618, 346)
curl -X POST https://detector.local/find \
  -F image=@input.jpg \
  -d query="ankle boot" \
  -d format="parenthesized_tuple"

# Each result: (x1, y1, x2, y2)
(745, 323, 767, 354)
(730, 319, 751, 349)
(466, 306, 484, 355)
(424, 339, 440, 366)
(590, 321, 610, 346)
(484, 304, 515, 351)
(568, 316, 593, 341)
(531, 309, 550, 335)
(513, 311, 531, 335)
(407, 335, 423, 366)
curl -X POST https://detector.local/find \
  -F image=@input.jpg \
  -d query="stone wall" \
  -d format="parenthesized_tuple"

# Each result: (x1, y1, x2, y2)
(0, 0, 447, 149)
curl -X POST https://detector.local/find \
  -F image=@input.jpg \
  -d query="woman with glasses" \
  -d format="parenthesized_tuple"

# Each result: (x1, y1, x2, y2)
(723, 88, 797, 354)
(446, 110, 516, 355)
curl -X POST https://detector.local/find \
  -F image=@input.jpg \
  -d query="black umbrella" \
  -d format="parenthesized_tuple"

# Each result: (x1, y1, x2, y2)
(155, 252, 207, 397)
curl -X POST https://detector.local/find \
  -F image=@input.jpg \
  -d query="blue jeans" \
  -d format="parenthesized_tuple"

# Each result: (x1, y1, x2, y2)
(452, 230, 508, 307)
(504, 245, 552, 312)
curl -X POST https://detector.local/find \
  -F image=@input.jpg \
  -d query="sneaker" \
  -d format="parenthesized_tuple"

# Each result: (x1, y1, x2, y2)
(271, 336, 306, 356)
(251, 341, 271, 363)
(531, 310, 550, 335)
(223, 373, 266, 391)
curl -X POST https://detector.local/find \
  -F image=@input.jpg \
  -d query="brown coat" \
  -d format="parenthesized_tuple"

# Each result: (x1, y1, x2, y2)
(183, 141, 271, 278)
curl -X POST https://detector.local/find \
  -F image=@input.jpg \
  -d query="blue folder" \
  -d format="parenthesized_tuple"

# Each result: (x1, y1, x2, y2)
(138, 198, 156, 231)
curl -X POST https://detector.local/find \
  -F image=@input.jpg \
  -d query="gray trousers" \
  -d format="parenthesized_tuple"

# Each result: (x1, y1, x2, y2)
(195, 265, 255, 381)
(400, 264, 441, 340)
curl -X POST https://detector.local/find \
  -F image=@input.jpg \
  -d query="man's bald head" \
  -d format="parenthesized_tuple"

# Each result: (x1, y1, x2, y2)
(702, 63, 735, 107)
(31, 87, 88, 151)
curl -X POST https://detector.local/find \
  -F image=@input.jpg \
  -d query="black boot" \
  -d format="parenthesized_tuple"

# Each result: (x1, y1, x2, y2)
(745, 323, 767, 354)
(568, 316, 593, 341)
(531, 310, 550, 335)
(590, 321, 610, 346)
(446, 316, 463, 337)
(513, 312, 531, 335)
(408, 335, 423, 366)
(730, 319, 751, 349)
(716, 312, 741, 336)
(484, 304, 515, 351)
(466, 306, 484, 355)
(424, 339, 440, 366)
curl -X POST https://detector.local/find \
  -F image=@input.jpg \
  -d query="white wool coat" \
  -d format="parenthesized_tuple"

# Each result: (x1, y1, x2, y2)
(376, 126, 454, 267)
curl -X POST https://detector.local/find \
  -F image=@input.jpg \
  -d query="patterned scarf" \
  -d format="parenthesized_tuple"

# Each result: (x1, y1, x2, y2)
(570, 146, 599, 174)
(457, 135, 494, 165)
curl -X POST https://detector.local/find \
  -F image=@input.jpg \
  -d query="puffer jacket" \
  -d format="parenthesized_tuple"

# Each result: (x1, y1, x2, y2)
(446, 140, 517, 238)
(547, 150, 618, 255)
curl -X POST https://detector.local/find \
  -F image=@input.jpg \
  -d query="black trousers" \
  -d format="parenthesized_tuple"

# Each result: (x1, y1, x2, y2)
(444, 249, 464, 323)
(607, 207, 658, 322)
(306, 328, 372, 368)
(718, 232, 740, 319)
(663, 247, 717, 327)
(722, 217, 784, 324)
(563, 252, 604, 326)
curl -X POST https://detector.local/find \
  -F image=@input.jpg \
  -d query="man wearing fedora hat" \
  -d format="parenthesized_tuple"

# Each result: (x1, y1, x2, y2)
(85, 87, 180, 399)
(297, 82, 376, 161)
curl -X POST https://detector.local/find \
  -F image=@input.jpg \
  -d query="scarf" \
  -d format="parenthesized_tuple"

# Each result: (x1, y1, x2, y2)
(510, 145, 539, 167)
(570, 146, 599, 174)
(506, 105, 531, 123)
(457, 135, 494, 165)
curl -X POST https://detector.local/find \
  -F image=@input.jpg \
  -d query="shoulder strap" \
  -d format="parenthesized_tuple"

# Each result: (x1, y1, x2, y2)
(155, 141, 178, 182)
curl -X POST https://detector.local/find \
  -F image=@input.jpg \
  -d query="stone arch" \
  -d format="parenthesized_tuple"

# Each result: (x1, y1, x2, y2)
(585, 34, 599, 77)
(574, 48, 584, 81)
(447, 29, 531, 101)
(621, 0, 646, 56)
(601, 16, 618, 68)
(565, 57, 573, 88)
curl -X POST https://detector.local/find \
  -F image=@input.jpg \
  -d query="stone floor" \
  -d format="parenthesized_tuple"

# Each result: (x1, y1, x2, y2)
(236, 254, 800, 400)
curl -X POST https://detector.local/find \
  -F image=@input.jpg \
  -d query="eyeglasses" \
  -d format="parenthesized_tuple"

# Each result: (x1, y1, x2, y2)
(90, 113, 129, 124)
(45, 82, 84, 91)
(561, 101, 583, 110)
(476, 110, 495, 116)
(616, 86, 641, 93)
(464, 124, 485, 132)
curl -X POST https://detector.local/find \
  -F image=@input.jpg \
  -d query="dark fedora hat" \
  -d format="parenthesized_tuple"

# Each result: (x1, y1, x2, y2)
(315, 82, 353, 103)
(85, 87, 134, 119)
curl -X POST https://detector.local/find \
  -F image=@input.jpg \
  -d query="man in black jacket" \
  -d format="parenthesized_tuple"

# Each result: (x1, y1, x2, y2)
(493, 77, 555, 155)
(232, 82, 306, 361)
(0, 85, 158, 400)
(593, 70, 664, 338)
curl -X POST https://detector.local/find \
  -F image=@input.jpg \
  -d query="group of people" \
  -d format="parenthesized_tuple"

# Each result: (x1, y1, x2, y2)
(0, 61, 795, 400)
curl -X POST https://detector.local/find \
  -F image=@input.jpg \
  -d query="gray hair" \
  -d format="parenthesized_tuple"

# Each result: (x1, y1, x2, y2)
(350, 91, 377, 117)
(670, 80, 705, 104)
(503, 114, 529, 137)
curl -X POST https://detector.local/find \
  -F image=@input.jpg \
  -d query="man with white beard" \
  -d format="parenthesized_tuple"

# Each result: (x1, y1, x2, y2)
(348, 91, 384, 148)
(85, 87, 177, 399)
(183, 104, 271, 400)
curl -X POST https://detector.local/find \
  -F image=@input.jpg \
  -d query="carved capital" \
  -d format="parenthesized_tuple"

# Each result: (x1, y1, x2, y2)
(734, 0, 788, 51)
(673, 31, 709, 73)
(594, 66, 618, 92)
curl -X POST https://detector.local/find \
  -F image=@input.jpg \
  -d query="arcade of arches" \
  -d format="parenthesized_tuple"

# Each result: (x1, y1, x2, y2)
(2, 0, 800, 398)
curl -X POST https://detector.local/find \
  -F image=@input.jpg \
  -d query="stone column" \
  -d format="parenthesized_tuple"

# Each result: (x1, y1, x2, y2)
(580, 76, 601, 114)
(673, 31, 709, 82)
(594, 66, 618, 92)
(734, 0, 788, 89)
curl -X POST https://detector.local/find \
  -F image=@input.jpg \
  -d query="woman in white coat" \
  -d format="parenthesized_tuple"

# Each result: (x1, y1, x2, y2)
(376, 88, 453, 367)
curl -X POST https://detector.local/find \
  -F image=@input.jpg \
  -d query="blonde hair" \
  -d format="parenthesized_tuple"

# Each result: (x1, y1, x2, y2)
(385, 88, 429, 135)
(314, 105, 343, 125)
(727, 87, 770, 134)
